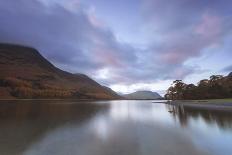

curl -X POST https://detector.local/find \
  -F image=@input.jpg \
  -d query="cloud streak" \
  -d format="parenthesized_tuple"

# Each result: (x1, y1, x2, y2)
(0, 0, 138, 75)
(0, 0, 232, 92)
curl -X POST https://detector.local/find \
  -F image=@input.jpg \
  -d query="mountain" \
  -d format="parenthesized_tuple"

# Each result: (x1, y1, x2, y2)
(0, 43, 121, 99)
(228, 72, 232, 77)
(123, 91, 162, 100)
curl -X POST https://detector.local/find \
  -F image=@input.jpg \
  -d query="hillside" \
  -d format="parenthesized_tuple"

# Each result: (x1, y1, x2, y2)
(123, 91, 162, 100)
(229, 72, 232, 77)
(0, 43, 120, 99)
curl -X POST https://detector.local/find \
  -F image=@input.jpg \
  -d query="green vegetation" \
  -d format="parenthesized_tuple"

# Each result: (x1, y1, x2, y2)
(165, 74, 232, 100)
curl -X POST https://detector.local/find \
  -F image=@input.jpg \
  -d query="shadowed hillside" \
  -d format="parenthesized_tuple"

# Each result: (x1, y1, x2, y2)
(0, 43, 120, 99)
(123, 91, 162, 100)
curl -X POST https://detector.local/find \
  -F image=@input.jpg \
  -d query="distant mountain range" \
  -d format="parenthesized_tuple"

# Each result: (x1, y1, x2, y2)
(0, 43, 121, 99)
(123, 91, 162, 100)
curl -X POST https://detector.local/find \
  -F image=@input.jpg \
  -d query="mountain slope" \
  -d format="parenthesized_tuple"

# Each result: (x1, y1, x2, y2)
(123, 91, 162, 100)
(0, 43, 120, 99)
(228, 72, 232, 77)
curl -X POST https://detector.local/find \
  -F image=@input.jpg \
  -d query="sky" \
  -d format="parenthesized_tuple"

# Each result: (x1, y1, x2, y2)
(0, 0, 232, 95)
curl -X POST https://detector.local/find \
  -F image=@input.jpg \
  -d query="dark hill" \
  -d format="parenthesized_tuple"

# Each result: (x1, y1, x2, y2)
(0, 43, 120, 99)
(228, 72, 232, 77)
(123, 91, 162, 100)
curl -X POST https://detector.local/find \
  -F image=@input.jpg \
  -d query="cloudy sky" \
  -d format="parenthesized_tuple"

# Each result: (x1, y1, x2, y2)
(0, 0, 232, 95)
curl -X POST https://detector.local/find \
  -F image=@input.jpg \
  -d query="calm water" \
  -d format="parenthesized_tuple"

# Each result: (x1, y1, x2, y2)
(0, 100, 232, 155)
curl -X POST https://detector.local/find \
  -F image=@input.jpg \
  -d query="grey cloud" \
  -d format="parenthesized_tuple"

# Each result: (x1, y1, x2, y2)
(0, 0, 232, 87)
(137, 0, 232, 82)
(222, 65, 232, 72)
(0, 0, 138, 75)
(142, 0, 232, 31)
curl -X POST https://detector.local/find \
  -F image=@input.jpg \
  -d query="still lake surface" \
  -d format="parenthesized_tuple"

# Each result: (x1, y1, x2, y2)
(0, 100, 232, 155)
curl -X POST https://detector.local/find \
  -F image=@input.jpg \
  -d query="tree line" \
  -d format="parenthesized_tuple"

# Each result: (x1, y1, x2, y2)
(165, 73, 232, 100)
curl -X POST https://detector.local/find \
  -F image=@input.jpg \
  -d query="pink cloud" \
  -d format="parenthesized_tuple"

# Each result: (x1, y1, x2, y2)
(160, 49, 190, 65)
(87, 6, 105, 28)
(195, 12, 222, 40)
(93, 47, 124, 67)
(88, 14, 105, 28)
(156, 12, 225, 66)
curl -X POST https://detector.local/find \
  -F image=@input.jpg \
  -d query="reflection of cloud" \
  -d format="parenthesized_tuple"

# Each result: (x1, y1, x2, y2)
(109, 101, 172, 123)
(23, 101, 211, 155)
(92, 115, 109, 141)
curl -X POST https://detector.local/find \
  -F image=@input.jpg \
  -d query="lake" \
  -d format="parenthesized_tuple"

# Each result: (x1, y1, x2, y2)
(0, 100, 232, 155)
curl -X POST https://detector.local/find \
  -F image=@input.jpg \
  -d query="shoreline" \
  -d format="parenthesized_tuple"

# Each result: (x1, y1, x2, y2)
(1, 99, 232, 111)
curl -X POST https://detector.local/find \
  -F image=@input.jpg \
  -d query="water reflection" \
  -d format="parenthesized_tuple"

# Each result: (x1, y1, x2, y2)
(109, 100, 172, 123)
(0, 100, 108, 155)
(0, 100, 232, 155)
(167, 104, 232, 129)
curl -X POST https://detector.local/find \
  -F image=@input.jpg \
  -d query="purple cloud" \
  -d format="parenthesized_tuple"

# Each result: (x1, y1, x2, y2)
(0, 0, 138, 75)
(0, 0, 231, 88)
(139, 0, 232, 80)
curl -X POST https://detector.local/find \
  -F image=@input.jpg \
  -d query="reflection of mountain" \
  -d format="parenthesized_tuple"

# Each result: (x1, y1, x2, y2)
(123, 91, 162, 100)
(0, 43, 120, 99)
(167, 104, 232, 129)
(0, 100, 108, 155)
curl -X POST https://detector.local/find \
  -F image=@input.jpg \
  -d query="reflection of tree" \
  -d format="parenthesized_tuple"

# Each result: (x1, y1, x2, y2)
(167, 104, 232, 130)
(167, 104, 188, 127)
(0, 100, 108, 155)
